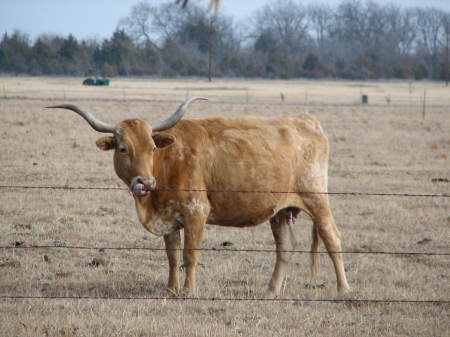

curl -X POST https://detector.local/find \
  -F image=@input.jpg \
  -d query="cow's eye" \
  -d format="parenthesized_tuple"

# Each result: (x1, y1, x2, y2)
(118, 144, 128, 154)
(152, 146, 157, 153)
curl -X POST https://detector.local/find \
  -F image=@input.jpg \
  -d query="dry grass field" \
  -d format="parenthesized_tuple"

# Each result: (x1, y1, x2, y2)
(0, 77, 449, 337)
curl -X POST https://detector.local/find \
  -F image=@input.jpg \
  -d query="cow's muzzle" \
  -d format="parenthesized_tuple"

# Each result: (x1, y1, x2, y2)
(130, 176, 156, 197)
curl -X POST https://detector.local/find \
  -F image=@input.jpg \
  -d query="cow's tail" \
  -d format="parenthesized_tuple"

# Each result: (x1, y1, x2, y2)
(310, 222, 320, 282)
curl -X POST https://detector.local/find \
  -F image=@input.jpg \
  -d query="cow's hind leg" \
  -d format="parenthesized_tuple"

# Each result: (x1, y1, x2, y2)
(164, 230, 181, 295)
(304, 195, 350, 294)
(268, 208, 300, 296)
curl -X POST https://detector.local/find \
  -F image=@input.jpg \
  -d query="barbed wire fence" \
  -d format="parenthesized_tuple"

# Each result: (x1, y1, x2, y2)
(1, 184, 448, 198)
(0, 184, 449, 305)
(1, 295, 447, 305)
(1, 245, 449, 256)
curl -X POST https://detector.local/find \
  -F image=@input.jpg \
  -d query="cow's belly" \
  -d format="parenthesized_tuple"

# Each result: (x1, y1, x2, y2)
(206, 187, 302, 227)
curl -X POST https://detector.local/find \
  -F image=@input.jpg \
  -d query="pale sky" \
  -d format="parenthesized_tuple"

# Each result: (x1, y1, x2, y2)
(1, 0, 449, 42)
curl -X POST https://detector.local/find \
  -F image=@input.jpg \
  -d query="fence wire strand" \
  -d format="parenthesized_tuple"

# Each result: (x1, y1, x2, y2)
(1, 245, 449, 256)
(0, 184, 448, 198)
(0, 295, 448, 305)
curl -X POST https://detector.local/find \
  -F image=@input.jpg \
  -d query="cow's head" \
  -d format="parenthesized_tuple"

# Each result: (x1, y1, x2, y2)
(47, 98, 207, 197)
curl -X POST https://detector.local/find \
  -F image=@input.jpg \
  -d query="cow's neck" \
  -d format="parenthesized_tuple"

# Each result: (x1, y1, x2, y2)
(133, 193, 183, 236)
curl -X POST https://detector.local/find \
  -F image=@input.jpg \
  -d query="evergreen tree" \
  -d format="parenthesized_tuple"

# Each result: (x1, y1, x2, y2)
(32, 38, 59, 74)
(0, 31, 32, 74)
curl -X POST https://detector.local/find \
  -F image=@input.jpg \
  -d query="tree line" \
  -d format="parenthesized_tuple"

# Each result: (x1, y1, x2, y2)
(1, 0, 449, 81)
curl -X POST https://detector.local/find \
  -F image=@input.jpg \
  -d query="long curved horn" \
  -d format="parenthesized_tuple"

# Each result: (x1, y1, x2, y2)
(152, 97, 208, 132)
(46, 104, 116, 133)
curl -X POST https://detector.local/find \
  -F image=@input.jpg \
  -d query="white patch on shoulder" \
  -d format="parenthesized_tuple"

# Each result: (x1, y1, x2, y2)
(184, 198, 210, 216)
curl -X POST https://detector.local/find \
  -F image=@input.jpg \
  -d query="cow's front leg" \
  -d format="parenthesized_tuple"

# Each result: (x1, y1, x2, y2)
(182, 217, 205, 296)
(164, 230, 181, 295)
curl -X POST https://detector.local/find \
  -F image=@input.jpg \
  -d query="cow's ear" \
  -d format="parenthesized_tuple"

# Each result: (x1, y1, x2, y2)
(96, 136, 115, 151)
(153, 133, 175, 148)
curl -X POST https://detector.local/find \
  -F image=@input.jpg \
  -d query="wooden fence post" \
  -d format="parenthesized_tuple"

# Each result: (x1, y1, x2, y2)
(422, 88, 427, 121)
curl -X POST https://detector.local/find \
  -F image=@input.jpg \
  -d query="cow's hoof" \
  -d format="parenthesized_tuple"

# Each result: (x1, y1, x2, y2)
(166, 287, 180, 297)
(337, 285, 351, 296)
(264, 289, 279, 299)
(180, 288, 197, 298)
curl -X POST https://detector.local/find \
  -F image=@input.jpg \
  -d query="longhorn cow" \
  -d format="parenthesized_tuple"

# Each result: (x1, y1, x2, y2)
(47, 98, 350, 296)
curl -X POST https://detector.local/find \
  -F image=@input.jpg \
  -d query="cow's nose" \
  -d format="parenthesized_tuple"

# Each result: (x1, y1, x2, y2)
(131, 176, 156, 197)
(136, 176, 156, 190)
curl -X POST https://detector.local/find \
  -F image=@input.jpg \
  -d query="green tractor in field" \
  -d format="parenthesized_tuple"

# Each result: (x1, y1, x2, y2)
(83, 77, 110, 86)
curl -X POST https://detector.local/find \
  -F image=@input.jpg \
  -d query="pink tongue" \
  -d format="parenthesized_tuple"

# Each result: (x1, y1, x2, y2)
(132, 183, 146, 196)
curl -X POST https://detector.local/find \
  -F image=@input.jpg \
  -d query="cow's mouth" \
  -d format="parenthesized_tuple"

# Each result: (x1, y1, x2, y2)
(130, 176, 156, 197)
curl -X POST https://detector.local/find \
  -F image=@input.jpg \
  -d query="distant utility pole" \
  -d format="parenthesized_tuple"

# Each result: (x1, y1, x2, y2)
(208, 16, 215, 83)
(446, 16, 449, 87)
(422, 88, 427, 121)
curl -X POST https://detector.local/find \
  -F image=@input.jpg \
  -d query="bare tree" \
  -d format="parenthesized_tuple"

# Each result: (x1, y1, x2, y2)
(390, 7, 418, 57)
(442, 13, 450, 85)
(415, 7, 446, 78)
(307, 3, 334, 50)
(334, 0, 390, 56)
(118, 1, 185, 74)
(254, 0, 309, 55)
(374, 4, 417, 72)
(121, 1, 226, 46)
(118, 1, 156, 44)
